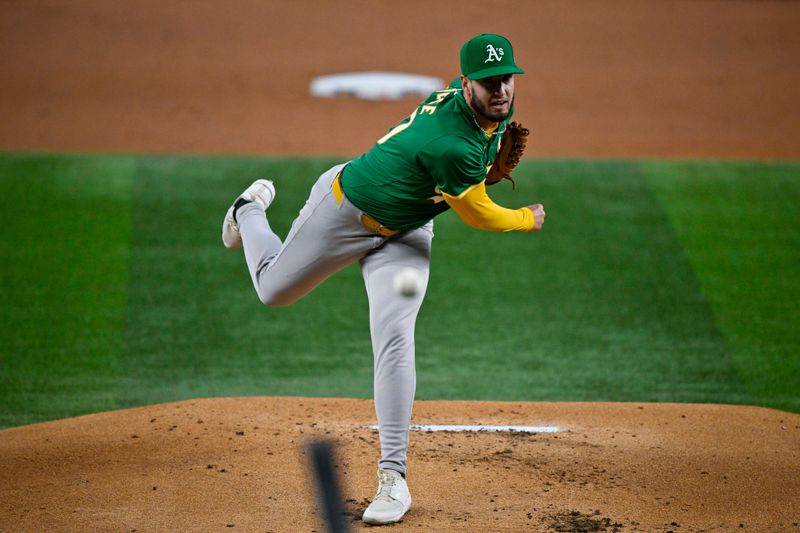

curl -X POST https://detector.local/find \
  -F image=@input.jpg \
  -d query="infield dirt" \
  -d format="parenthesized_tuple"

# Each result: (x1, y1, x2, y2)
(2, 1, 800, 532)
(2, 398, 799, 532)
(1, 0, 799, 159)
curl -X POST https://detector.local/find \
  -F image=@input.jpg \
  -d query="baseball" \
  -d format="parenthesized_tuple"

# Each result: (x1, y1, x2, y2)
(393, 267, 423, 297)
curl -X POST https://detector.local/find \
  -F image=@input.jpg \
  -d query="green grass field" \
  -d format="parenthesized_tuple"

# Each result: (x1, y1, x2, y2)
(1, 153, 798, 428)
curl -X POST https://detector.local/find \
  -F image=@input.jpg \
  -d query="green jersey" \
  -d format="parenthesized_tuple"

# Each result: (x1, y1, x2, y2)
(341, 79, 511, 231)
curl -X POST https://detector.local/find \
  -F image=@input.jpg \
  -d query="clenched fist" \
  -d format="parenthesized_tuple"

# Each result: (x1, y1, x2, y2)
(527, 204, 546, 231)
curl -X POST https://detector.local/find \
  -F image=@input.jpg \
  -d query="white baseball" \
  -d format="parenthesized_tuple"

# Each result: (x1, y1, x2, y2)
(393, 267, 423, 297)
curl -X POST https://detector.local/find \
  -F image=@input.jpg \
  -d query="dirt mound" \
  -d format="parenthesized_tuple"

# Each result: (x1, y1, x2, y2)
(1, 397, 798, 532)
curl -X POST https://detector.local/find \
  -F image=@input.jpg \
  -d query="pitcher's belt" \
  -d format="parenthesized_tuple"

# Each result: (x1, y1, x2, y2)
(332, 172, 401, 238)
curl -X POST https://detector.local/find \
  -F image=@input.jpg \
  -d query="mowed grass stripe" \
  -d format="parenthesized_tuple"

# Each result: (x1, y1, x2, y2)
(645, 160, 800, 412)
(417, 160, 749, 405)
(118, 156, 752, 409)
(0, 153, 135, 427)
(116, 155, 377, 407)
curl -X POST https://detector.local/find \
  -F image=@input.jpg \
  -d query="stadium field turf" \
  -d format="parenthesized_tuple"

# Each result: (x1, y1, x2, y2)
(1, 153, 797, 427)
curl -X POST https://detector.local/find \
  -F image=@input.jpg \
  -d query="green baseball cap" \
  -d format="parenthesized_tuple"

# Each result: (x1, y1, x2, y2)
(460, 34, 524, 80)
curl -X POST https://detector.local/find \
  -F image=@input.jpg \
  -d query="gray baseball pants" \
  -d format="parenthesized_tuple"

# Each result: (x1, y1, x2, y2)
(236, 163, 433, 476)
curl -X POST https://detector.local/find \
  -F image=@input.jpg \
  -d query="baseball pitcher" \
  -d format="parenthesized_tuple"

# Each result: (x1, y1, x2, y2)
(221, 33, 545, 525)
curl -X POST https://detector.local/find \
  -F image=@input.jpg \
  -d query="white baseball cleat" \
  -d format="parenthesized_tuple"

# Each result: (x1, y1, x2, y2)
(221, 179, 276, 249)
(362, 468, 412, 525)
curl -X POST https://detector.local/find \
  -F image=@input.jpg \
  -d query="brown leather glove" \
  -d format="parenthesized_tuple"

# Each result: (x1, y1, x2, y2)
(485, 121, 529, 189)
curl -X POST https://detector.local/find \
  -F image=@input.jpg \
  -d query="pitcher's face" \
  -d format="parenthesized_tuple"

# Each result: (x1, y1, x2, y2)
(462, 74, 515, 127)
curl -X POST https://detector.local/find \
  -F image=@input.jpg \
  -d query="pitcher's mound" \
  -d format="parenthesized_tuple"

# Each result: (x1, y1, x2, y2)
(1, 398, 798, 532)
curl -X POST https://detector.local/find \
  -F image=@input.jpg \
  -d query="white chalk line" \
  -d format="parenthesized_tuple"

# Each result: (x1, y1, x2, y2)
(368, 424, 560, 434)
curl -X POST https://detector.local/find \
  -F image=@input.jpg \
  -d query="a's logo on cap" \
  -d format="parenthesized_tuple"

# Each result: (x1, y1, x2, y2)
(484, 44, 504, 63)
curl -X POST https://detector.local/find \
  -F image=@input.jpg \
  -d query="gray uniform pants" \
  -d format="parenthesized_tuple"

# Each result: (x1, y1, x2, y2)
(237, 163, 433, 475)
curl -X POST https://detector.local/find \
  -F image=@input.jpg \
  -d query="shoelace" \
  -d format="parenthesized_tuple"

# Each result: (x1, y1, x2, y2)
(375, 471, 399, 501)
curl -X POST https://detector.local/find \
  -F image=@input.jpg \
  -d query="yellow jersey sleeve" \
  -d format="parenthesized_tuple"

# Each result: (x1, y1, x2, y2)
(442, 181, 535, 232)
